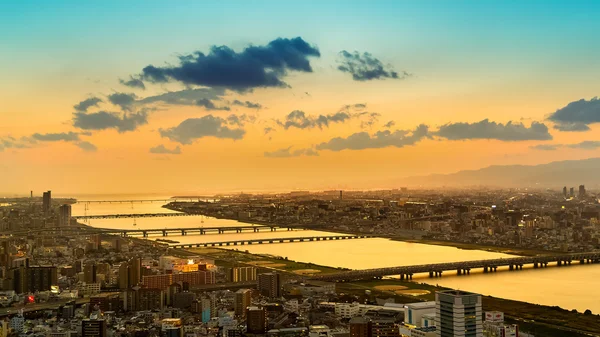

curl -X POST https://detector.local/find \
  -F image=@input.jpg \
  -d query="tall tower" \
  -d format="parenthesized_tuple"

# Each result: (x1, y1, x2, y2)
(562, 186, 567, 198)
(42, 191, 52, 214)
(58, 204, 72, 227)
(435, 290, 483, 337)
(257, 273, 280, 298)
(579, 185, 586, 198)
(234, 289, 252, 318)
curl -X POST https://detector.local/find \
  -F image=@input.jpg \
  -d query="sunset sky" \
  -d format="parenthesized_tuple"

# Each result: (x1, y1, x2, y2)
(2, 1, 600, 195)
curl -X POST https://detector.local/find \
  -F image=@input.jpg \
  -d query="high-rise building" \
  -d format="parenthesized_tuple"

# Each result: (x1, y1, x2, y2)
(229, 266, 257, 282)
(128, 258, 142, 287)
(118, 263, 130, 290)
(435, 290, 483, 337)
(26, 266, 58, 293)
(562, 186, 567, 198)
(58, 204, 72, 227)
(246, 306, 267, 334)
(350, 316, 372, 337)
(84, 263, 97, 284)
(579, 185, 586, 198)
(257, 273, 280, 298)
(42, 191, 52, 214)
(570, 187, 574, 198)
(234, 289, 252, 318)
(82, 319, 106, 337)
(371, 319, 398, 337)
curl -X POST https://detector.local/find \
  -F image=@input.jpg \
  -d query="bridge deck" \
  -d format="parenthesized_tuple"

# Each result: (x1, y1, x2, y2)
(170, 235, 371, 248)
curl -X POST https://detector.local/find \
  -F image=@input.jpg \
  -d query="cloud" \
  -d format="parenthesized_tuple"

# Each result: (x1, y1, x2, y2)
(359, 112, 381, 129)
(264, 146, 319, 158)
(316, 124, 429, 151)
(73, 111, 148, 132)
(384, 121, 395, 128)
(149, 144, 182, 154)
(0, 136, 36, 151)
(139, 37, 320, 91)
(108, 92, 137, 111)
(530, 144, 560, 151)
(566, 141, 600, 149)
(337, 51, 410, 81)
(226, 114, 256, 126)
(137, 88, 225, 106)
(119, 76, 146, 90)
(159, 115, 246, 144)
(548, 97, 600, 131)
(232, 100, 263, 109)
(264, 127, 275, 135)
(196, 98, 230, 111)
(76, 141, 98, 152)
(435, 119, 552, 141)
(74, 97, 102, 112)
(277, 110, 353, 130)
(31, 132, 81, 142)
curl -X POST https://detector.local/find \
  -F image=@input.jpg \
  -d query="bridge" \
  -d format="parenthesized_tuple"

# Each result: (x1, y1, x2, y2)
(73, 213, 196, 220)
(309, 252, 600, 282)
(8, 225, 308, 237)
(76, 197, 215, 204)
(170, 235, 371, 248)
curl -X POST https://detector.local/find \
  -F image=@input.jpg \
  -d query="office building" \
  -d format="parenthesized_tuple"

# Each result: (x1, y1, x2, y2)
(141, 270, 216, 290)
(27, 266, 58, 292)
(90, 294, 121, 312)
(173, 291, 196, 309)
(118, 263, 130, 290)
(562, 186, 567, 198)
(246, 306, 267, 334)
(234, 289, 252, 318)
(349, 316, 372, 337)
(81, 319, 107, 337)
(371, 319, 398, 337)
(483, 312, 519, 337)
(435, 290, 483, 337)
(570, 187, 574, 198)
(58, 204, 72, 227)
(42, 191, 52, 214)
(84, 263, 97, 284)
(579, 185, 586, 198)
(258, 273, 280, 298)
(229, 266, 257, 282)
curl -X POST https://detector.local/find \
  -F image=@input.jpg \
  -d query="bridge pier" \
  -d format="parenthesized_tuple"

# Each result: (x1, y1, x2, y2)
(483, 266, 488, 273)
(557, 260, 562, 266)
(534, 262, 538, 268)
(162, 230, 167, 236)
(457, 269, 462, 275)
(181, 230, 186, 235)
(493, 266, 497, 272)
(509, 264, 513, 271)
(142, 231, 148, 238)
(429, 271, 434, 278)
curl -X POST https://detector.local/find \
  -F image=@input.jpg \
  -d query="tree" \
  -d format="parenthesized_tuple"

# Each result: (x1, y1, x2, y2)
(584, 309, 593, 315)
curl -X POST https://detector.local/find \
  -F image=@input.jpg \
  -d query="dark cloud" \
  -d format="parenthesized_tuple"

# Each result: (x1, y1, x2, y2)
(553, 123, 590, 132)
(566, 141, 600, 149)
(264, 127, 275, 135)
(196, 98, 230, 111)
(359, 112, 381, 129)
(140, 37, 320, 91)
(76, 141, 98, 152)
(384, 121, 395, 128)
(232, 100, 263, 109)
(119, 76, 146, 90)
(137, 88, 225, 106)
(108, 92, 137, 111)
(530, 144, 560, 151)
(277, 110, 353, 130)
(264, 147, 319, 158)
(226, 114, 256, 126)
(548, 97, 600, 131)
(0, 136, 36, 151)
(159, 115, 246, 144)
(31, 132, 81, 142)
(337, 51, 410, 81)
(435, 119, 552, 141)
(149, 144, 182, 155)
(73, 111, 148, 133)
(316, 124, 429, 151)
(74, 97, 102, 112)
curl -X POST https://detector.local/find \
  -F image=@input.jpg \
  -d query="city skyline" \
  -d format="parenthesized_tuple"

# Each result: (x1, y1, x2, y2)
(2, 1, 600, 194)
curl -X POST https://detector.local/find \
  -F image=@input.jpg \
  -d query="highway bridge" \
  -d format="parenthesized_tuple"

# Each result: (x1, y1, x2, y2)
(170, 234, 371, 248)
(76, 197, 215, 204)
(309, 252, 600, 282)
(8, 225, 306, 237)
(73, 212, 196, 220)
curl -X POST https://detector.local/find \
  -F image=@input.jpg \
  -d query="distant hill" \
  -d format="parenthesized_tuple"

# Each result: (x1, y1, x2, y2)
(400, 157, 600, 188)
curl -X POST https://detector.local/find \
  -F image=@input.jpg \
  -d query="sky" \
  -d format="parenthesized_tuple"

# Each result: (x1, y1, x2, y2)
(2, 0, 600, 195)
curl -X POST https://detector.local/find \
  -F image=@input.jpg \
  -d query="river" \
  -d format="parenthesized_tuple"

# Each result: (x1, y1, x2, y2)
(70, 196, 600, 314)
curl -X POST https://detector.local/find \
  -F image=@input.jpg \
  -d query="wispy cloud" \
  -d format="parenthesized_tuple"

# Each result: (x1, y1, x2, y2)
(337, 51, 410, 81)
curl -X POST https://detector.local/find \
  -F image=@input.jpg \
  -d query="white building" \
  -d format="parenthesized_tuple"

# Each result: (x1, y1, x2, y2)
(77, 283, 101, 296)
(405, 302, 436, 327)
(335, 302, 360, 319)
(435, 290, 482, 337)
(483, 311, 519, 337)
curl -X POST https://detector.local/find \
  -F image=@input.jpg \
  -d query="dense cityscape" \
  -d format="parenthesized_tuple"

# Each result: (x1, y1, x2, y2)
(0, 188, 599, 337)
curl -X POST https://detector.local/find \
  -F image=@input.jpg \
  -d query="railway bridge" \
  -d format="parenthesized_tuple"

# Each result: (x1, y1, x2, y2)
(310, 252, 600, 282)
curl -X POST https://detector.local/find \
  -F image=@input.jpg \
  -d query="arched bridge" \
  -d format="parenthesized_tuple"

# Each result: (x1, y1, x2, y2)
(310, 252, 600, 282)
(170, 235, 371, 248)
